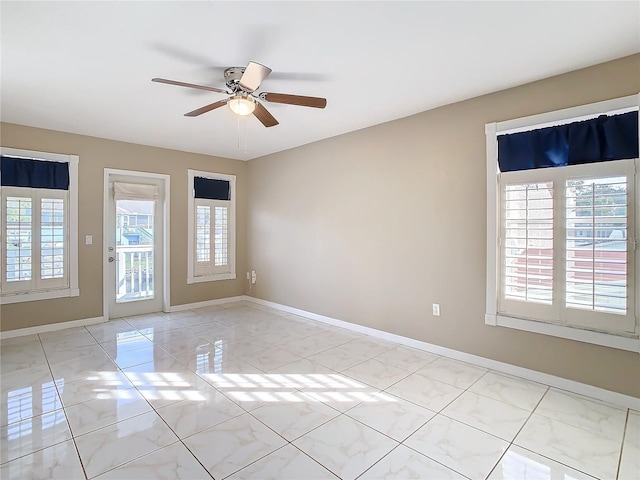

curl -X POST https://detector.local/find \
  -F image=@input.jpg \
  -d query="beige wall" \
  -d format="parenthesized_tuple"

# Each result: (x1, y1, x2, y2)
(246, 54, 640, 397)
(0, 125, 247, 330)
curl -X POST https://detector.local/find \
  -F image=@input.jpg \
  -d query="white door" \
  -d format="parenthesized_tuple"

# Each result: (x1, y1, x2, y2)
(106, 173, 165, 318)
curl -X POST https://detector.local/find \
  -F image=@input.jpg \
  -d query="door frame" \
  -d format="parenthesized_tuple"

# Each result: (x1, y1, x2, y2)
(103, 168, 171, 319)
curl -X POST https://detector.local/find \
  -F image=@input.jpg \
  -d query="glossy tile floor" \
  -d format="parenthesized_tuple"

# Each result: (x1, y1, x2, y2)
(1, 302, 638, 479)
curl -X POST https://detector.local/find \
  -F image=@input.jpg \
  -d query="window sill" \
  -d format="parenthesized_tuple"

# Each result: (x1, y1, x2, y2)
(1, 288, 80, 305)
(485, 313, 639, 353)
(187, 273, 236, 284)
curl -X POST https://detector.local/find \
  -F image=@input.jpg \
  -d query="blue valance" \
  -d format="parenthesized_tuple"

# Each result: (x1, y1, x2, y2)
(497, 111, 638, 172)
(194, 177, 230, 200)
(0, 156, 70, 190)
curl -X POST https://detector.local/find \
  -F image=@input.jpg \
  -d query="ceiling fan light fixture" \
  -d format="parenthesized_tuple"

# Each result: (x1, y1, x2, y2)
(228, 95, 256, 116)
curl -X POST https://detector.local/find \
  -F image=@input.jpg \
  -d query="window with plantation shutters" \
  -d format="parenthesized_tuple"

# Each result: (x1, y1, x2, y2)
(498, 160, 636, 334)
(187, 170, 236, 283)
(487, 98, 638, 348)
(0, 148, 79, 303)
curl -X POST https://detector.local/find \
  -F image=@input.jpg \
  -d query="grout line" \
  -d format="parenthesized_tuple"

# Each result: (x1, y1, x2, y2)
(616, 408, 630, 480)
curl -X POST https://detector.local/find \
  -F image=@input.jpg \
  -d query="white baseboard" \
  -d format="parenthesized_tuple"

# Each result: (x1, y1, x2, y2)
(168, 296, 245, 312)
(0, 316, 106, 340)
(243, 296, 640, 411)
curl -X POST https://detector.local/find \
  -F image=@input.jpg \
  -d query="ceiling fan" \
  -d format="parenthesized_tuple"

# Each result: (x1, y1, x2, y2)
(152, 61, 327, 127)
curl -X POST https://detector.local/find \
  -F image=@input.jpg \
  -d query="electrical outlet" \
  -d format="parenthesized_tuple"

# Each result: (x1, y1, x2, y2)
(251, 270, 256, 284)
(432, 303, 440, 316)
(246, 272, 250, 280)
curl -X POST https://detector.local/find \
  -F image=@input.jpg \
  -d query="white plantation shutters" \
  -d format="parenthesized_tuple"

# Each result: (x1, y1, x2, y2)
(498, 160, 635, 334)
(188, 170, 236, 283)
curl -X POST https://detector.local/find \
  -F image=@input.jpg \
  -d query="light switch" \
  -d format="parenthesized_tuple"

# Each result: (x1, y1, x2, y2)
(85, 235, 93, 245)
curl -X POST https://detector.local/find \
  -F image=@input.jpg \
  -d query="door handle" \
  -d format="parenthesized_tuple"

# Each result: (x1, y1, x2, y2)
(108, 257, 115, 263)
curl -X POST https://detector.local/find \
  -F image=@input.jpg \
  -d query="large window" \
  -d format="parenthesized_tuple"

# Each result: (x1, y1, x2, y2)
(187, 170, 235, 283)
(486, 96, 639, 350)
(0, 148, 79, 303)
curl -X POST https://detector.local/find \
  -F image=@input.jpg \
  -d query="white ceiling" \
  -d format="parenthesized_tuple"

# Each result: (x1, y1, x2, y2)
(1, 1, 638, 161)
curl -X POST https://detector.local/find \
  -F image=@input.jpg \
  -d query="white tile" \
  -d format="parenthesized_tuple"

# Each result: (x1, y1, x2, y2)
(269, 358, 336, 375)
(359, 444, 466, 480)
(1, 365, 55, 396)
(307, 346, 370, 372)
(156, 386, 244, 438)
(99, 334, 153, 357)
(228, 444, 339, 480)
(183, 413, 287, 479)
(280, 334, 349, 358)
(346, 394, 436, 441)
(534, 389, 627, 441)
(1, 382, 62, 426)
(131, 370, 215, 409)
(618, 411, 639, 480)
(41, 330, 97, 355)
(93, 441, 211, 480)
(385, 371, 464, 411)
(371, 346, 439, 372)
(74, 411, 178, 478)
(341, 358, 411, 390)
(110, 344, 176, 369)
(241, 347, 304, 371)
(415, 357, 487, 389)
(0, 439, 85, 480)
(1, 343, 48, 371)
(487, 444, 597, 480)
(293, 414, 398, 480)
(404, 415, 508, 479)
(514, 413, 621, 479)
(56, 371, 135, 407)
(442, 390, 531, 441)
(1, 410, 72, 463)
(250, 398, 340, 441)
(342, 338, 396, 358)
(65, 387, 153, 436)
(469, 371, 548, 411)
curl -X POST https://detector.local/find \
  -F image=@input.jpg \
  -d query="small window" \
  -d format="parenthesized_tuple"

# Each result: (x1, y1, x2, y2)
(187, 170, 236, 283)
(1, 148, 79, 303)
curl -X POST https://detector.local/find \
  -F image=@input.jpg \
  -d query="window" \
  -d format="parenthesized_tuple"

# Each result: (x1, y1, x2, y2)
(0, 148, 79, 303)
(486, 96, 639, 351)
(187, 170, 235, 283)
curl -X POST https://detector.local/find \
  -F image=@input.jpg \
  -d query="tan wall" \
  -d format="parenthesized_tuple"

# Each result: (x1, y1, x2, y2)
(246, 54, 640, 397)
(0, 125, 247, 330)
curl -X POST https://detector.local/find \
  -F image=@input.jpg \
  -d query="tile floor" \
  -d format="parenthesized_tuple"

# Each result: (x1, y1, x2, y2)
(0, 302, 638, 479)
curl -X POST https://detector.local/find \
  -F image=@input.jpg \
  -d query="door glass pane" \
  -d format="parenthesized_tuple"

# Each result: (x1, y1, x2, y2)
(115, 199, 154, 303)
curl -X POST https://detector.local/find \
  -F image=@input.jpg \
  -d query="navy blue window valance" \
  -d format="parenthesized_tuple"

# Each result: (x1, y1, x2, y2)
(194, 177, 230, 201)
(0, 156, 70, 190)
(497, 111, 639, 173)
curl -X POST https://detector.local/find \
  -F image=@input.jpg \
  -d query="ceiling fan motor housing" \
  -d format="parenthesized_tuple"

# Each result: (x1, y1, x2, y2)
(224, 67, 247, 92)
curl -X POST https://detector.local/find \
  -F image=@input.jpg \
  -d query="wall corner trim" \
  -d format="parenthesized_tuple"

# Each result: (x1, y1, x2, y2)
(0, 316, 106, 340)
(485, 313, 498, 326)
(242, 295, 640, 410)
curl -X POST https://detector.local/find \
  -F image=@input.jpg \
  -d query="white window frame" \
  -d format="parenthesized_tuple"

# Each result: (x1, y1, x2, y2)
(187, 169, 236, 284)
(485, 94, 640, 352)
(0, 147, 79, 304)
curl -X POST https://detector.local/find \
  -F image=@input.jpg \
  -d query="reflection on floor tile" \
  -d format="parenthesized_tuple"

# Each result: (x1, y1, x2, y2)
(487, 444, 597, 480)
(0, 302, 635, 480)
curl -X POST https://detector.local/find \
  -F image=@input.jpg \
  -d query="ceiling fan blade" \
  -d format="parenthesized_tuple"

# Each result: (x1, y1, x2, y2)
(152, 78, 227, 94)
(239, 61, 272, 92)
(253, 102, 279, 127)
(184, 99, 228, 117)
(261, 92, 327, 109)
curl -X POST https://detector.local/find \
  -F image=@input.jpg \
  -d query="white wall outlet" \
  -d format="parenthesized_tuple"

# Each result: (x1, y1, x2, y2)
(251, 270, 256, 284)
(246, 272, 250, 280)
(85, 235, 93, 245)
(432, 303, 440, 316)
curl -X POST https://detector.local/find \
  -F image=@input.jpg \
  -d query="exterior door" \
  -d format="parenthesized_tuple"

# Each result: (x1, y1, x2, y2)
(107, 173, 164, 318)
